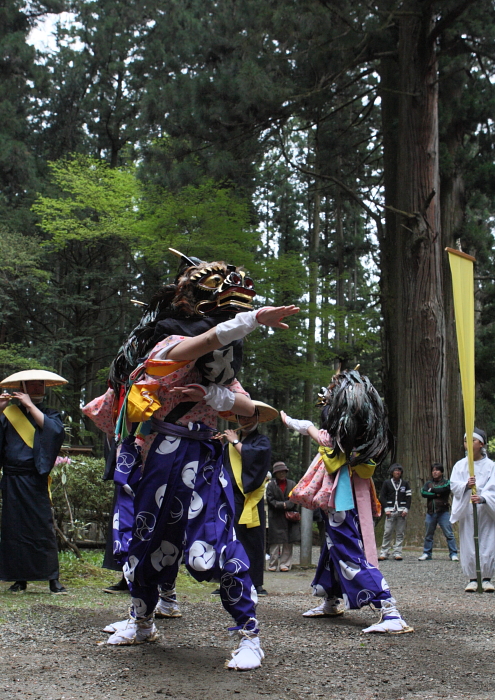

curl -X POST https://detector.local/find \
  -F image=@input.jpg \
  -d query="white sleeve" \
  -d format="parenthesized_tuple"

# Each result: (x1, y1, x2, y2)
(479, 462, 495, 519)
(215, 310, 260, 345)
(150, 338, 185, 360)
(282, 414, 315, 436)
(203, 384, 236, 412)
(450, 460, 471, 523)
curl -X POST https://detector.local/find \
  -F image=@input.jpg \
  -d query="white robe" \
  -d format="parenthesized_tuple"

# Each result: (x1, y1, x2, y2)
(450, 456, 495, 579)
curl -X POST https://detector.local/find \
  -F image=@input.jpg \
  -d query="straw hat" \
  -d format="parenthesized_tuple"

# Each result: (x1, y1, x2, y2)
(220, 400, 278, 424)
(0, 369, 68, 388)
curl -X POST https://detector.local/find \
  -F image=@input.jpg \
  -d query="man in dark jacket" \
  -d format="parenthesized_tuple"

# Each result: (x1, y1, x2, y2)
(418, 463, 459, 561)
(378, 464, 411, 561)
(266, 462, 300, 571)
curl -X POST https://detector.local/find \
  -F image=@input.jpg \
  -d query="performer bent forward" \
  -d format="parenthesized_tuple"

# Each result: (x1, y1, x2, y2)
(282, 369, 413, 634)
(84, 250, 298, 669)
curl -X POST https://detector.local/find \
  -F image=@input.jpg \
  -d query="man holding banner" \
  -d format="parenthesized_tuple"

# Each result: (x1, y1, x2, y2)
(447, 248, 495, 594)
(450, 429, 495, 592)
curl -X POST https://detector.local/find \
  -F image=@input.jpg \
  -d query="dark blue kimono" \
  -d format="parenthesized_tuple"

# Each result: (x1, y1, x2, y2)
(224, 429, 271, 588)
(0, 405, 65, 581)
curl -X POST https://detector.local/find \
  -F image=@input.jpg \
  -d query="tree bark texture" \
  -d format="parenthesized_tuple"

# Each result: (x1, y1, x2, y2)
(380, 1, 450, 530)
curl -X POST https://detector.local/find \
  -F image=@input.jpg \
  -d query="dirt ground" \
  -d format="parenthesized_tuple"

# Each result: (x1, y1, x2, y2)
(1, 550, 495, 700)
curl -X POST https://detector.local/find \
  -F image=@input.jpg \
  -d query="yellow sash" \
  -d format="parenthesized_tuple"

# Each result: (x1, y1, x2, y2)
(3, 405, 35, 448)
(318, 447, 376, 479)
(229, 443, 265, 528)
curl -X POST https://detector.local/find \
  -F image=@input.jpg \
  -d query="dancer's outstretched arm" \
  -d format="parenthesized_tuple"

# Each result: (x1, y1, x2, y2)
(167, 306, 299, 361)
(280, 410, 320, 443)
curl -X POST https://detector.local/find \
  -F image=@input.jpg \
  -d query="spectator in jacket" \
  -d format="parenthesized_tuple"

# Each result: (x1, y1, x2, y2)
(378, 464, 411, 561)
(266, 462, 300, 571)
(418, 463, 459, 561)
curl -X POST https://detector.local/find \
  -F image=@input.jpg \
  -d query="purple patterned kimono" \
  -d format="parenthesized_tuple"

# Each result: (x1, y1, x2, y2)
(100, 334, 258, 631)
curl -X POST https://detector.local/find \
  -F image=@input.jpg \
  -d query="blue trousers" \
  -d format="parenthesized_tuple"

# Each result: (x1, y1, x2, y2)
(423, 510, 458, 557)
(311, 509, 394, 609)
(121, 430, 257, 632)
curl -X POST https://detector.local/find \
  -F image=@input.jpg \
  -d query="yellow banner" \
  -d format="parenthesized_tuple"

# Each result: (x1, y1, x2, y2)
(447, 248, 476, 478)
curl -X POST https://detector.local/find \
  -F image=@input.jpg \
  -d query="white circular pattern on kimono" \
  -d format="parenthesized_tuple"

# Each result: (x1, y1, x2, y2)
(189, 540, 216, 571)
(339, 559, 361, 580)
(113, 510, 120, 530)
(202, 464, 215, 484)
(358, 539, 364, 551)
(218, 502, 229, 524)
(218, 469, 228, 488)
(151, 540, 180, 571)
(381, 577, 390, 591)
(223, 557, 245, 575)
(312, 584, 326, 597)
(250, 584, 258, 605)
(123, 484, 135, 497)
(123, 555, 139, 582)
(156, 436, 181, 454)
(135, 511, 157, 541)
(167, 496, 184, 525)
(220, 573, 243, 604)
(155, 483, 167, 508)
(219, 545, 227, 568)
(328, 511, 346, 528)
(325, 532, 334, 549)
(113, 540, 122, 555)
(356, 589, 374, 607)
(132, 597, 148, 617)
(181, 461, 199, 488)
(342, 592, 350, 609)
(116, 451, 136, 474)
(188, 491, 203, 519)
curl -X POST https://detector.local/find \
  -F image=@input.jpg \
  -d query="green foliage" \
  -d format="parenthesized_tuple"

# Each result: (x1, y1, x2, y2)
(0, 344, 57, 378)
(50, 455, 113, 531)
(138, 180, 259, 270)
(32, 155, 141, 247)
(58, 549, 110, 585)
(33, 154, 260, 271)
(0, 227, 49, 280)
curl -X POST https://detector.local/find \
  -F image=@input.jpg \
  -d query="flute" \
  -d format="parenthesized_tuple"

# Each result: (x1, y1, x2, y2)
(214, 427, 243, 439)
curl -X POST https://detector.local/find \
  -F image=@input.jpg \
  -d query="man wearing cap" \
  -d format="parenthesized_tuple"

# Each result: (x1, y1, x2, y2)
(221, 401, 274, 595)
(0, 370, 67, 594)
(450, 429, 495, 592)
(266, 462, 300, 571)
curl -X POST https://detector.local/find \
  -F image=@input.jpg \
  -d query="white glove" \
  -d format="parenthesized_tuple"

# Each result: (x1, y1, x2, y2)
(283, 414, 314, 435)
(215, 310, 260, 345)
(203, 384, 236, 411)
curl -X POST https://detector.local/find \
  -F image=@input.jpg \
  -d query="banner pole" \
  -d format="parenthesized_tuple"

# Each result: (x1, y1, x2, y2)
(446, 247, 482, 593)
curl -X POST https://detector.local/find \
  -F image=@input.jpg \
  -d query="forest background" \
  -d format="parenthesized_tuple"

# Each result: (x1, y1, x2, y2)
(2, 0, 495, 534)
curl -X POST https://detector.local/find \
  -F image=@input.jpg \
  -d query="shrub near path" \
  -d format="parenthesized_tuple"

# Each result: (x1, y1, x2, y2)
(0, 551, 494, 700)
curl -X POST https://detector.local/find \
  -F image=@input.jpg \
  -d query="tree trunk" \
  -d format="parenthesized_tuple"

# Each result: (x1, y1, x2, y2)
(380, 1, 450, 537)
(439, 50, 471, 469)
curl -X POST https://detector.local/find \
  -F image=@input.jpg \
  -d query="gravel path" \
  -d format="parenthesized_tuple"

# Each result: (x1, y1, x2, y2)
(1, 551, 494, 700)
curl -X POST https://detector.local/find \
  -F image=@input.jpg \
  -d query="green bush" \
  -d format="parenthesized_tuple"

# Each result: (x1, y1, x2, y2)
(50, 455, 114, 538)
